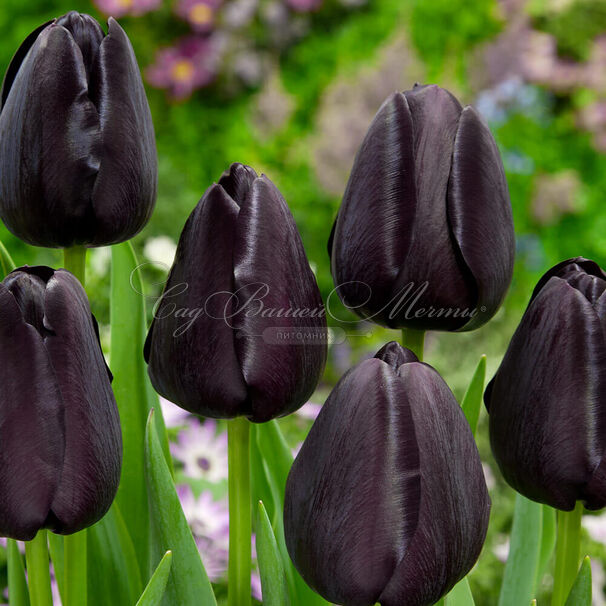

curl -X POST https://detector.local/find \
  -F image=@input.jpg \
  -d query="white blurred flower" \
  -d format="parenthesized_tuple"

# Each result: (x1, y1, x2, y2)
(482, 463, 496, 491)
(584, 512, 606, 544)
(493, 537, 510, 563)
(89, 246, 112, 277)
(171, 418, 228, 482)
(593, 559, 606, 606)
(143, 236, 177, 270)
(296, 401, 322, 420)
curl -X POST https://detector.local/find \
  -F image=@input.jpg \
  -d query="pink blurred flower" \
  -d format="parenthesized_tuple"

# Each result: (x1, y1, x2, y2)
(93, 0, 162, 18)
(286, 0, 322, 12)
(175, 0, 222, 32)
(295, 401, 322, 420)
(146, 37, 217, 99)
(171, 418, 228, 482)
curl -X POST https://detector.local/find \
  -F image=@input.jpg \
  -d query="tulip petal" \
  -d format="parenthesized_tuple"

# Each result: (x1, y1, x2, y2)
(42, 270, 122, 533)
(0, 20, 53, 109)
(218, 163, 257, 205)
(89, 17, 157, 246)
(284, 359, 421, 606)
(0, 24, 101, 247)
(447, 106, 514, 331)
(233, 175, 327, 422)
(390, 85, 475, 331)
(330, 92, 417, 326)
(487, 277, 606, 510)
(379, 362, 489, 606)
(56, 12, 104, 80)
(0, 282, 64, 540)
(145, 185, 248, 418)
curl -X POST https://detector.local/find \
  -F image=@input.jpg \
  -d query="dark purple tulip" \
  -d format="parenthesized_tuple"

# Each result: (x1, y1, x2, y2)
(329, 84, 514, 332)
(284, 342, 490, 606)
(0, 266, 122, 540)
(486, 257, 606, 511)
(0, 12, 157, 248)
(144, 163, 327, 422)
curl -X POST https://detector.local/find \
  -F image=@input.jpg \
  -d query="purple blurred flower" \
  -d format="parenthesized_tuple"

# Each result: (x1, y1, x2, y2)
(286, 0, 322, 12)
(146, 37, 217, 99)
(93, 0, 162, 17)
(171, 418, 228, 482)
(160, 396, 190, 428)
(176, 485, 262, 599)
(175, 0, 222, 32)
(295, 401, 322, 420)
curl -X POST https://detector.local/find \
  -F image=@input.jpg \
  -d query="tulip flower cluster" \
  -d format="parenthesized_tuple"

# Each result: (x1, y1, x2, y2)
(0, 8, 603, 606)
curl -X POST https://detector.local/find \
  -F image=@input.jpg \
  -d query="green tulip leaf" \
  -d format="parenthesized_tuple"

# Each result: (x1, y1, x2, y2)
(251, 422, 329, 606)
(7, 539, 30, 606)
(444, 577, 475, 606)
(257, 501, 289, 606)
(110, 242, 171, 575)
(565, 556, 592, 606)
(461, 355, 486, 436)
(145, 409, 217, 606)
(536, 505, 556, 586)
(135, 551, 173, 606)
(498, 494, 542, 606)
(87, 504, 143, 606)
(0, 239, 15, 277)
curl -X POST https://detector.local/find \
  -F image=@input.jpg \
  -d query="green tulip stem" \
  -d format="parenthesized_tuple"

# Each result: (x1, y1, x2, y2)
(62, 245, 88, 606)
(228, 417, 251, 606)
(64, 530, 87, 606)
(63, 245, 86, 285)
(402, 329, 425, 362)
(24, 530, 53, 606)
(552, 502, 583, 606)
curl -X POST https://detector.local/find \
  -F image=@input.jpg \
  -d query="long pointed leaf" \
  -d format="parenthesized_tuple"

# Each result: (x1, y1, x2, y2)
(445, 577, 475, 606)
(87, 504, 143, 606)
(257, 501, 289, 606)
(145, 410, 217, 606)
(252, 422, 329, 606)
(8, 540, 30, 606)
(110, 242, 171, 575)
(498, 494, 542, 606)
(536, 505, 556, 586)
(136, 551, 173, 606)
(461, 355, 486, 436)
(0, 239, 15, 277)
(565, 556, 592, 606)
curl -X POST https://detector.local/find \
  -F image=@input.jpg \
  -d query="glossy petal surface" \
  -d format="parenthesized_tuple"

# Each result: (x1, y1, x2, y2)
(285, 342, 489, 606)
(447, 106, 514, 330)
(487, 264, 606, 510)
(42, 270, 122, 533)
(0, 24, 101, 247)
(0, 282, 64, 540)
(233, 175, 327, 421)
(89, 18, 157, 246)
(330, 92, 416, 326)
(145, 184, 248, 418)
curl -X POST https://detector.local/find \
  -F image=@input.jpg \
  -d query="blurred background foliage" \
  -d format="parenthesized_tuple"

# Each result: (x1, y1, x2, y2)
(1, 0, 606, 603)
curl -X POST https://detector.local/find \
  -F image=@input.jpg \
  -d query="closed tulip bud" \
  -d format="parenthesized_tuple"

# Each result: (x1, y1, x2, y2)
(144, 163, 327, 422)
(0, 266, 122, 540)
(0, 12, 157, 248)
(486, 257, 606, 511)
(284, 341, 490, 606)
(329, 84, 514, 332)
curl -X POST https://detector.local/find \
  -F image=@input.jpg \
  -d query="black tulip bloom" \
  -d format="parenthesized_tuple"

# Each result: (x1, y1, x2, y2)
(0, 12, 157, 248)
(0, 266, 122, 540)
(284, 342, 490, 606)
(329, 84, 514, 332)
(144, 163, 327, 422)
(486, 257, 606, 511)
